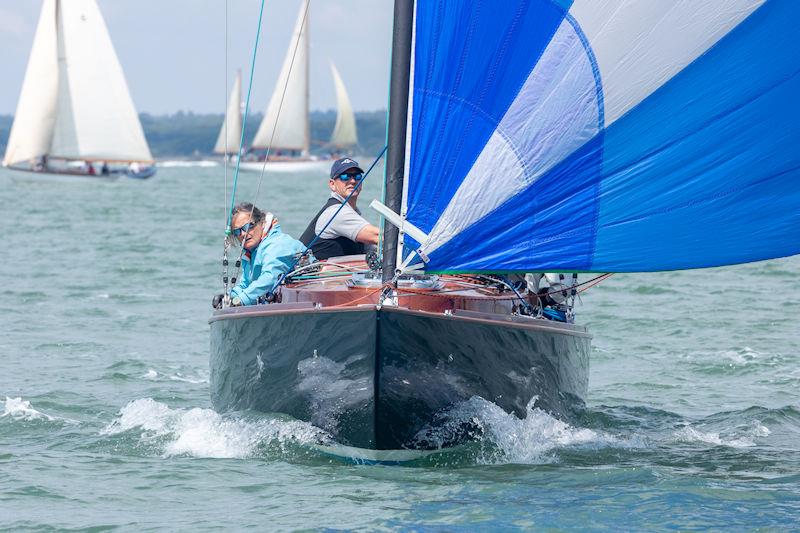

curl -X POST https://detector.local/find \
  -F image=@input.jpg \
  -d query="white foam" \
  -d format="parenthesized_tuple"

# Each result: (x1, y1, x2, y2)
(102, 398, 327, 459)
(673, 420, 770, 448)
(143, 369, 159, 380)
(2, 397, 54, 421)
(167, 373, 208, 384)
(719, 346, 766, 366)
(427, 396, 632, 464)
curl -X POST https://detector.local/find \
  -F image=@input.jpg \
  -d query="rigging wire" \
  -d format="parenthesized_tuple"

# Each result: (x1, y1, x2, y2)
(227, 0, 311, 294)
(264, 146, 388, 300)
(221, 0, 231, 293)
(225, 0, 267, 231)
(223, 0, 229, 224)
(249, 0, 311, 209)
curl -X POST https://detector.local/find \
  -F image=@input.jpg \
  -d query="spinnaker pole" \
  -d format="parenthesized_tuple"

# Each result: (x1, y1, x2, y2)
(381, 0, 414, 283)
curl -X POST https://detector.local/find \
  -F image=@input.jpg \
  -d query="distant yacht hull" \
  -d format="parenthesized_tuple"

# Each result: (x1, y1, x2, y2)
(3, 165, 156, 182)
(125, 166, 157, 179)
(236, 158, 333, 175)
(210, 303, 590, 451)
(3, 166, 119, 183)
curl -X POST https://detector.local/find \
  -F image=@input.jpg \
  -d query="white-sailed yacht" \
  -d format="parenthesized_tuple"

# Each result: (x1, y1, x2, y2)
(2, 0, 155, 181)
(233, 0, 359, 175)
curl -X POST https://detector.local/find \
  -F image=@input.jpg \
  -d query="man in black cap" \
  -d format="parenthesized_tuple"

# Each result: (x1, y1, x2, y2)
(299, 158, 380, 260)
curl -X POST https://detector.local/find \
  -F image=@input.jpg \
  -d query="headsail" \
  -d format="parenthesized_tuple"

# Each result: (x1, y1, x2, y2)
(49, 0, 152, 163)
(214, 70, 243, 155)
(329, 62, 358, 148)
(251, 0, 310, 152)
(399, 0, 800, 273)
(2, 0, 59, 167)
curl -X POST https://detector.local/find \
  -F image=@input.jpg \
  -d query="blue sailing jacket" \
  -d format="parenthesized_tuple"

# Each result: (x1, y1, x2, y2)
(230, 224, 305, 306)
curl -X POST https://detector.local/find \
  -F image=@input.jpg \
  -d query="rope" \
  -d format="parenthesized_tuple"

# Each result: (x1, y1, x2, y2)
(221, 0, 231, 293)
(226, 1, 310, 295)
(249, 0, 311, 205)
(328, 288, 384, 308)
(265, 145, 388, 299)
(223, 0, 229, 232)
(302, 146, 387, 256)
(389, 273, 614, 302)
(225, 0, 267, 231)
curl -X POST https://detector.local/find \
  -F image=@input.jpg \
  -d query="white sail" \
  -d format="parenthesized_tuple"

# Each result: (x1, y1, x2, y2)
(251, 0, 309, 152)
(3, 0, 59, 167)
(329, 62, 358, 147)
(214, 70, 242, 154)
(49, 0, 152, 162)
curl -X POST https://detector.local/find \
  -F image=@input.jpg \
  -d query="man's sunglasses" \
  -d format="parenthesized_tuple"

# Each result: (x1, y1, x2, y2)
(232, 221, 256, 237)
(334, 172, 363, 181)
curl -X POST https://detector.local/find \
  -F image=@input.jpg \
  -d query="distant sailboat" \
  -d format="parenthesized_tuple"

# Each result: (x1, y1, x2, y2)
(329, 62, 359, 149)
(237, 0, 358, 174)
(2, 0, 155, 181)
(214, 70, 243, 158)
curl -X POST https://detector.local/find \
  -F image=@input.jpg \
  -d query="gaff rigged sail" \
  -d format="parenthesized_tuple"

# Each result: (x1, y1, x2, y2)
(401, 0, 800, 273)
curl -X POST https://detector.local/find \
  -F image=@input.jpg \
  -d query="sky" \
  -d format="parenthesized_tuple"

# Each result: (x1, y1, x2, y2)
(0, 0, 394, 115)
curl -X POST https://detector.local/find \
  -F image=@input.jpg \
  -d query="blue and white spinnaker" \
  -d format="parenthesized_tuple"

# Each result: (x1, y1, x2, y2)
(400, 0, 800, 273)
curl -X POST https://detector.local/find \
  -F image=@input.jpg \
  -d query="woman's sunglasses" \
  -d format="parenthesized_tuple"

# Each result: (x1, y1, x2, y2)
(232, 221, 256, 237)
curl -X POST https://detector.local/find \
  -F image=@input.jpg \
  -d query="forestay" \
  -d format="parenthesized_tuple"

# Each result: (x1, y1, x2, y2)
(401, 0, 800, 273)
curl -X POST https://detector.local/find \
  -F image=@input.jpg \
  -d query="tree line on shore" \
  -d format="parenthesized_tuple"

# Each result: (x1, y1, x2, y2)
(0, 110, 387, 160)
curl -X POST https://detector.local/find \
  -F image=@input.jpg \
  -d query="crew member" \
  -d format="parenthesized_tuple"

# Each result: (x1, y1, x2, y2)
(215, 202, 305, 307)
(299, 158, 379, 260)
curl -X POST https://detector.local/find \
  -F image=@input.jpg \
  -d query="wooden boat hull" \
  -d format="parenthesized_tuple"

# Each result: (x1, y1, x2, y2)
(210, 303, 590, 450)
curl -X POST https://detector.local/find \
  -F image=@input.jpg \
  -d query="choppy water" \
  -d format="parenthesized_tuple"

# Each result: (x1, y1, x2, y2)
(1, 164, 799, 531)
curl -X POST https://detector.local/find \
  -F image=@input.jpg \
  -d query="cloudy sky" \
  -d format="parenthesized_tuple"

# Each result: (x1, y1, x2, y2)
(0, 0, 394, 115)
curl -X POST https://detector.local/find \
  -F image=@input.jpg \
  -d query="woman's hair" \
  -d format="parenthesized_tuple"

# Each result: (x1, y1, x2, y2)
(232, 202, 265, 224)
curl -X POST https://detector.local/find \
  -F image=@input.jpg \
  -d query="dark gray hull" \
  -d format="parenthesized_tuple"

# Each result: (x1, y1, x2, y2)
(210, 304, 590, 450)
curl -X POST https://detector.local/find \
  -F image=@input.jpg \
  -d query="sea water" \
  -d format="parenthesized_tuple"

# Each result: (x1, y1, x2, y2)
(1, 164, 798, 530)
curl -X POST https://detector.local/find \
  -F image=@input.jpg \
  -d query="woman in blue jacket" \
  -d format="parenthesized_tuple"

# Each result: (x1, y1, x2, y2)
(225, 202, 306, 306)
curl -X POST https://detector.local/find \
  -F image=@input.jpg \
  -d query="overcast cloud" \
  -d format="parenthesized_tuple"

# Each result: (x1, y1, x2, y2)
(0, 0, 393, 115)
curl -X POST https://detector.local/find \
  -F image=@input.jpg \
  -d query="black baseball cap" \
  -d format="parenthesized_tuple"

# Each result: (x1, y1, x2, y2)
(329, 158, 364, 179)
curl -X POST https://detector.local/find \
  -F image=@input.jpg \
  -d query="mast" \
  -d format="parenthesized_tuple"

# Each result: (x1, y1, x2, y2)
(381, 0, 414, 283)
(304, 5, 310, 155)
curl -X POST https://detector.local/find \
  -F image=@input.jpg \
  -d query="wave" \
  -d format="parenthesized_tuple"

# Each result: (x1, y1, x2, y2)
(95, 398, 797, 466)
(102, 398, 328, 459)
(2, 397, 55, 421)
(683, 346, 787, 375)
(413, 396, 642, 465)
(141, 368, 208, 384)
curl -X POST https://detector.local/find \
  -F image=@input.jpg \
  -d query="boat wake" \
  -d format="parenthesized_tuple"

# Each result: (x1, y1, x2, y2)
(411, 396, 638, 465)
(3, 395, 793, 469)
(101, 398, 330, 460)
